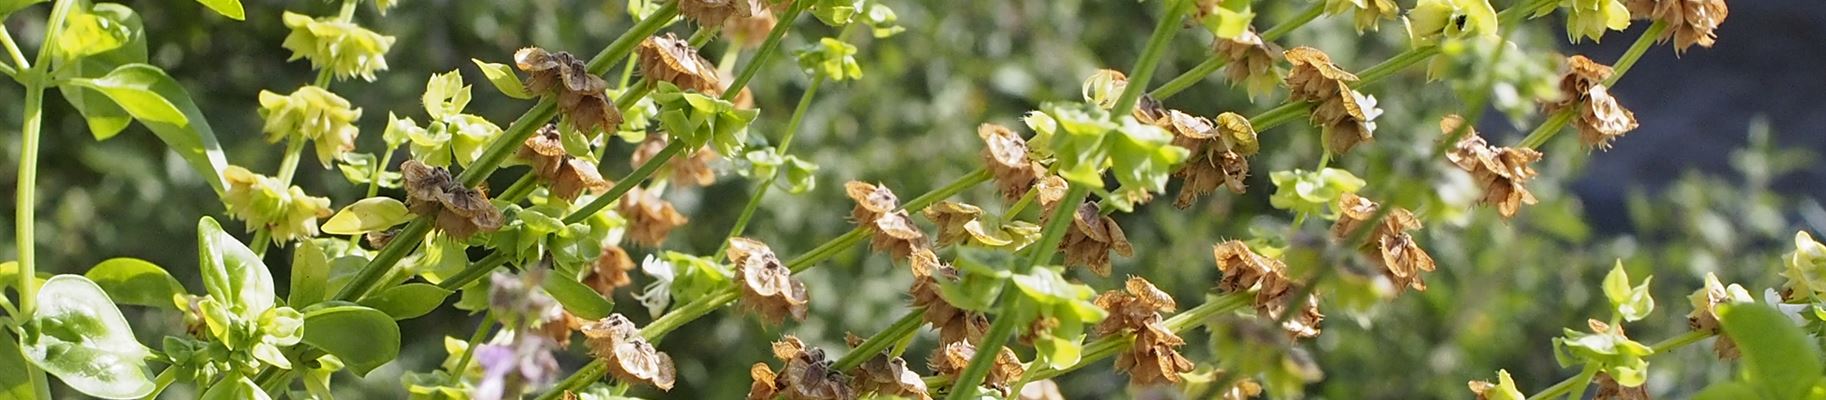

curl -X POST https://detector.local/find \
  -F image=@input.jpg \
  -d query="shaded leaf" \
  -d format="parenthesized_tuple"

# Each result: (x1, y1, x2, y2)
(301, 305, 400, 376)
(289, 240, 331, 307)
(543, 273, 613, 320)
(0, 329, 38, 400)
(199, 375, 269, 400)
(83, 258, 185, 309)
(357, 283, 452, 320)
(1720, 303, 1823, 400)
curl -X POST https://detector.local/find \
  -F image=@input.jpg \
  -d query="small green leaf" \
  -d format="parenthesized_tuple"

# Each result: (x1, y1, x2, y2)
(21, 275, 154, 399)
(197, 216, 276, 318)
(322, 197, 413, 235)
(301, 305, 400, 376)
(543, 274, 613, 320)
(193, 0, 245, 20)
(83, 257, 185, 309)
(200, 375, 269, 400)
(472, 59, 533, 99)
(358, 283, 453, 320)
(0, 329, 38, 400)
(72, 64, 187, 125)
(289, 240, 331, 307)
(1720, 303, 1823, 400)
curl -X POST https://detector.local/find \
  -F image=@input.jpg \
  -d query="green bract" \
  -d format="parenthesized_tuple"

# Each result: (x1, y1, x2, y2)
(337, 152, 404, 189)
(56, 4, 131, 60)
(321, 197, 413, 235)
(1267, 168, 1366, 217)
(1545, 0, 1630, 43)
(1011, 266, 1107, 369)
(1036, 102, 1117, 186)
(223, 166, 333, 242)
(742, 148, 822, 194)
(1783, 231, 1826, 301)
(1199, 0, 1255, 40)
(1601, 261, 1655, 322)
(861, 2, 906, 38)
(652, 81, 759, 156)
(423, 70, 472, 120)
(797, 37, 862, 81)
(1107, 118, 1189, 212)
(1403, 0, 1498, 47)
(259, 86, 363, 167)
(20, 275, 154, 399)
(809, 0, 858, 26)
(281, 11, 396, 81)
(1553, 323, 1653, 387)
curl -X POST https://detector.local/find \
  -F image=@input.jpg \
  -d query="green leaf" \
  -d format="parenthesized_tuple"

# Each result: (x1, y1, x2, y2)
(0, 0, 44, 18)
(1720, 303, 1823, 400)
(289, 240, 331, 307)
(56, 5, 131, 59)
(322, 197, 413, 235)
(0, 329, 37, 400)
(200, 376, 269, 400)
(72, 64, 187, 125)
(197, 216, 276, 318)
(193, 0, 244, 20)
(1602, 260, 1655, 322)
(543, 274, 614, 320)
(1, 261, 48, 297)
(83, 257, 185, 309)
(1692, 381, 1759, 400)
(472, 59, 533, 99)
(422, 70, 471, 120)
(53, 3, 145, 141)
(20, 275, 154, 399)
(301, 305, 400, 376)
(357, 283, 452, 320)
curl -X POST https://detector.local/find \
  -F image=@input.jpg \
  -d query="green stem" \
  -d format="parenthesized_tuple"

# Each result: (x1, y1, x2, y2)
(1109, 0, 1192, 116)
(16, 3, 75, 399)
(1525, 330, 1714, 400)
(336, 0, 358, 20)
(1649, 330, 1711, 353)
(495, 173, 539, 203)
(719, 76, 826, 250)
(565, 140, 684, 223)
(831, 310, 925, 370)
(1003, 186, 1039, 217)
(141, 367, 178, 400)
(0, 62, 14, 80)
(535, 361, 608, 400)
(1, 26, 29, 70)
(1148, 2, 1324, 100)
(453, 313, 496, 374)
(1354, 46, 1441, 85)
(1518, 21, 1666, 150)
(366, 146, 396, 197)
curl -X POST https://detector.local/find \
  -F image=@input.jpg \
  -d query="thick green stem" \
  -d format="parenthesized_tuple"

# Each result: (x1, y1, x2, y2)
(1109, 0, 1192, 115)
(141, 367, 178, 400)
(495, 173, 539, 203)
(1, 27, 29, 70)
(944, 185, 1088, 399)
(1354, 46, 1440, 85)
(565, 140, 684, 223)
(832, 310, 925, 370)
(1260, 3, 1324, 41)
(14, 3, 75, 399)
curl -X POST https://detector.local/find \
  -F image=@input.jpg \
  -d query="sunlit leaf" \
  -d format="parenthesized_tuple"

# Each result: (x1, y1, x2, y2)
(20, 276, 154, 399)
(471, 59, 533, 99)
(0, 329, 36, 400)
(322, 197, 413, 235)
(83, 257, 185, 309)
(1719, 303, 1822, 399)
(358, 283, 453, 320)
(193, 0, 245, 21)
(289, 240, 331, 307)
(197, 216, 276, 318)
(72, 64, 187, 125)
(199, 375, 269, 400)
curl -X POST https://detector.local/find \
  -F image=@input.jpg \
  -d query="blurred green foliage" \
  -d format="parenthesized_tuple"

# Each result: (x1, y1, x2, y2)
(1, 0, 1808, 398)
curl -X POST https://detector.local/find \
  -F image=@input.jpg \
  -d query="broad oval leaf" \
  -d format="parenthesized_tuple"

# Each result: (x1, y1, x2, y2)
(55, 3, 146, 141)
(1719, 303, 1823, 400)
(197, 216, 275, 318)
(84, 257, 186, 309)
(322, 197, 413, 235)
(193, 0, 244, 21)
(543, 274, 614, 320)
(199, 375, 269, 400)
(289, 240, 331, 307)
(301, 305, 400, 376)
(471, 59, 533, 99)
(72, 64, 187, 125)
(21, 275, 153, 399)
(357, 283, 452, 320)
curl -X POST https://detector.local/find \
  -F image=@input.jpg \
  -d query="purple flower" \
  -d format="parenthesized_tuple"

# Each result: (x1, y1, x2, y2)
(471, 335, 561, 400)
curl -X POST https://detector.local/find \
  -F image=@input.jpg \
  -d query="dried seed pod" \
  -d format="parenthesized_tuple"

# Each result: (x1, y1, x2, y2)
(1555, 55, 1613, 110)
(848, 345, 932, 400)
(929, 342, 1024, 395)
(1286, 47, 1378, 155)
(728, 238, 810, 324)
(845, 181, 900, 224)
(979, 123, 1045, 202)
(1115, 321, 1195, 385)
(620, 186, 688, 247)
(586, 244, 636, 295)
(1578, 85, 1639, 149)
(1593, 372, 1650, 400)
(402, 160, 504, 238)
(1688, 273, 1750, 360)
(515, 48, 621, 136)
(751, 336, 854, 400)
(520, 125, 612, 201)
(679, 0, 763, 28)
(1442, 115, 1543, 219)
(1332, 193, 1436, 294)
(536, 311, 578, 348)
(1060, 203, 1134, 276)
(631, 135, 719, 188)
(909, 248, 990, 344)
(1625, 0, 1728, 53)
(638, 33, 722, 94)
(580, 315, 677, 391)
(1212, 29, 1283, 97)
(1172, 112, 1256, 208)
(869, 210, 929, 262)
(1093, 276, 1178, 337)
(1034, 175, 1068, 213)
(924, 201, 983, 247)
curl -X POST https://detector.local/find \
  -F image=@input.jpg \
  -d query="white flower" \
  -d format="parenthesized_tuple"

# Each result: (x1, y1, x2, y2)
(1764, 288, 1809, 326)
(633, 255, 676, 318)
(1351, 90, 1383, 134)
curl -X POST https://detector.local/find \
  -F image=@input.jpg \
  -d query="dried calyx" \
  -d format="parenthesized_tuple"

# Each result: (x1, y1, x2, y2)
(515, 48, 623, 137)
(580, 314, 676, 391)
(1135, 103, 1258, 208)
(1213, 240, 1324, 339)
(909, 248, 990, 344)
(1095, 277, 1196, 385)
(1332, 193, 1436, 294)
(639, 33, 723, 95)
(1442, 115, 1542, 219)
(517, 124, 611, 201)
(728, 237, 811, 324)
(402, 160, 504, 238)
(749, 336, 854, 400)
(929, 341, 1025, 396)
(1060, 203, 1134, 276)
(844, 334, 932, 400)
(979, 123, 1046, 203)
(1625, 0, 1728, 53)
(1285, 47, 1379, 155)
(620, 186, 689, 247)
(846, 181, 930, 262)
(1551, 55, 1638, 149)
